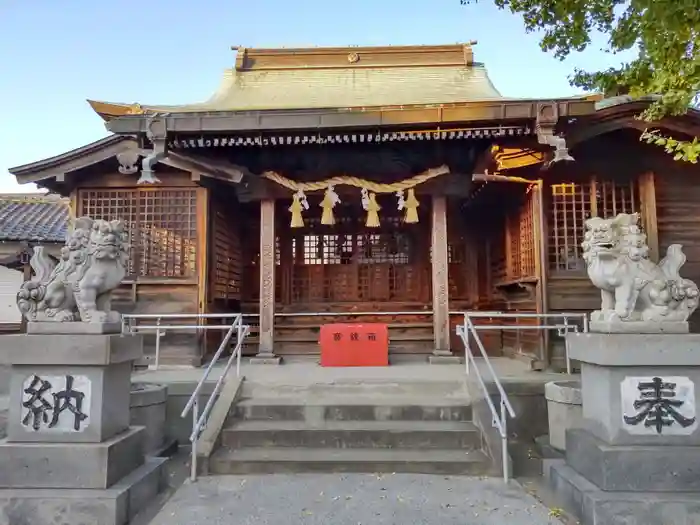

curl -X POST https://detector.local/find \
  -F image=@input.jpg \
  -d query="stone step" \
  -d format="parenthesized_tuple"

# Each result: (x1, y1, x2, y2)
(222, 420, 481, 450)
(208, 447, 492, 475)
(231, 399, 472, 422)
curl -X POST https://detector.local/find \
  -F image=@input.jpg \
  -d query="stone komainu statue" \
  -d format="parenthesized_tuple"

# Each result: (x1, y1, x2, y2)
(17, 217, 130, 324)
(582, 212, 699, 327)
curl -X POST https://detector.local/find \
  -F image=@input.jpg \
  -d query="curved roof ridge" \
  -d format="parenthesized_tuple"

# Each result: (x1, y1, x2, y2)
(88, 62, 507, 119)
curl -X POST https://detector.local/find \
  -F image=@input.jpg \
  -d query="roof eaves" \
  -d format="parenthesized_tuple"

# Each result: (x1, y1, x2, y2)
(103, 96, 598, 135)
(9, 135, 128, 176)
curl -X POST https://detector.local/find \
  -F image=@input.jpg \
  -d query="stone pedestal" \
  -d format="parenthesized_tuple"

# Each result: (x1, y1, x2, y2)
(544, 380, 582, 451)
(0, 331, 167, 525)
(130, 382, 174, 456)
(548, 333, 700, 525)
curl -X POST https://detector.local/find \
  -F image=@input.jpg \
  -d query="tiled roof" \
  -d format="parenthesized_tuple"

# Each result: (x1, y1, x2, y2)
(89, 64, 504, 115)
(0, 194, 69, 243)
(88, 43, 509, 118)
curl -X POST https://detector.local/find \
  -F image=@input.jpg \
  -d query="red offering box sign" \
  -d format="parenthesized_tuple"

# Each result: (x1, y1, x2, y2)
(319, 323, 389, 367)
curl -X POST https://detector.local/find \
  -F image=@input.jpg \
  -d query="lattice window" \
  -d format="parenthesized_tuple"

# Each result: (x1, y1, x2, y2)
(80, 190, 138, 275)
(507, 214, 522, 279)
(548, 183, 590, 272)
(595, 179, 638, 218)
(548, 179, 640, 272)
(78, 189, 197, 278)
(518, 194, 536, 278)
(499, 192, 536, 281)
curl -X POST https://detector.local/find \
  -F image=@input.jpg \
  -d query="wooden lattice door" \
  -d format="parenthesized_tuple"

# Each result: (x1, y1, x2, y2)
(281, 196, 430, 307)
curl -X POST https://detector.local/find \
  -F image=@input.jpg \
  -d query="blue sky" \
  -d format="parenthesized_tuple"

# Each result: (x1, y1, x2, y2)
(0, 0, 630, 193)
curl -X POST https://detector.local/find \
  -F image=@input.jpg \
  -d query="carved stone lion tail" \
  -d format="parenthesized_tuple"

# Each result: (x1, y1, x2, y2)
(659, 244, 687, 282)
(16, 247, 56, 319)
(17, 282, 47, 317)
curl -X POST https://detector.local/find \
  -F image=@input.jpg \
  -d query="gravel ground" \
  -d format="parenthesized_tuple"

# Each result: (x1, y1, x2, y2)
(148, 473, 564, 525)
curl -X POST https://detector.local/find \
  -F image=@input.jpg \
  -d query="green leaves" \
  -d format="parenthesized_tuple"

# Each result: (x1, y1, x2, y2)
(641, 129, 700, 164)
(464, 0, 700, 163)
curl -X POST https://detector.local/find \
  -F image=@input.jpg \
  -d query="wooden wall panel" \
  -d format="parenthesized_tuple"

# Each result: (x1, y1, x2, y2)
(209, 196, 243, 304)
(547, 276, 601, 311)
(656, 161, 700, 331)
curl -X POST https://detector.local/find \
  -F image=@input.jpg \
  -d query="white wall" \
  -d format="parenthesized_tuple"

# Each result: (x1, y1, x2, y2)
(0, 266, 23, 324)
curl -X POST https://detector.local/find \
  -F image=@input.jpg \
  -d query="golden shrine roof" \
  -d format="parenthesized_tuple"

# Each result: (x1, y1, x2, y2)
(89, 43, 508, 120)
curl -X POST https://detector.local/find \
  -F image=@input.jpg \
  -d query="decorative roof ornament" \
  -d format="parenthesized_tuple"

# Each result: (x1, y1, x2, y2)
(138, 115, 168, 184)
(126, 103, 145, 115)
(116, 150, 140, 175)
(347, 52, 360, 64)
(535, 102, 575, 167)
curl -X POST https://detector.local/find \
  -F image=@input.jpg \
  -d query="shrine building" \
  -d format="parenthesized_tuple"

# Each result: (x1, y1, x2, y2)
(9, 43, 700, 367)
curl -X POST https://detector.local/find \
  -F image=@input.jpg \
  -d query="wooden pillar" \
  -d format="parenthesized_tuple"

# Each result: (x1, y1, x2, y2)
(253, 199, 281, 364)
(533, 182, 549, 369)
(640, 171, 659, 262)
(429, 195, 457, 363)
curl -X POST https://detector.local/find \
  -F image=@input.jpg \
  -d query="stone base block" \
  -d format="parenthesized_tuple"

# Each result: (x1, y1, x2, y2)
(249, 355, 282, 365)
(0, 333, 143, 366)
(566, 428, 700, 492)
(566, 333, 700, 447)
(27, 321, 123, 335)
(0, 456, 167, 525)
(589, 320, 689, 334)
(8, 361, 133, 443)
(0, 427, 145, 489)
(548, 459, 700, 525)
(428, 355, 463, 365)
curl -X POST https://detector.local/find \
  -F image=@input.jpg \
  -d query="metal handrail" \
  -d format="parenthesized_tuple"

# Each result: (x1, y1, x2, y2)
(457, 315, 516, 482)
(466, 311, 589, 374)
(122, 313, 243, 370)
(179, 314, 250, 482)
(457, 310, 588, 482)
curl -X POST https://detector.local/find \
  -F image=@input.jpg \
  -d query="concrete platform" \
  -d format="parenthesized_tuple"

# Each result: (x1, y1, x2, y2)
(547, 459, 700, 525)
(0, 456, 167, 525)
(147, 473, 566, 525)
(0, 426, 145, 489)
(133, 356, 567, 391)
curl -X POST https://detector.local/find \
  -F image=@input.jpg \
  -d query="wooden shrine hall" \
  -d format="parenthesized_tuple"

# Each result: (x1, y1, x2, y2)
(9, 43, 700, 368)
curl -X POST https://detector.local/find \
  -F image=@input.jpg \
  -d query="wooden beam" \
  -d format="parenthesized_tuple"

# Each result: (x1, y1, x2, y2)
(253, 199, 281, 363)
(640, 171, 659, 262)
(430, 195, 453, 359)
(165, 151, 248, 184)
(196, 187, 210, 359)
